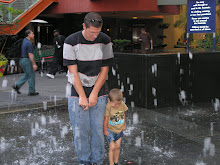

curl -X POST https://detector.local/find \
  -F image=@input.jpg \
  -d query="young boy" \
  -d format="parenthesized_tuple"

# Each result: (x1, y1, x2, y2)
(104, 88, 128, 165)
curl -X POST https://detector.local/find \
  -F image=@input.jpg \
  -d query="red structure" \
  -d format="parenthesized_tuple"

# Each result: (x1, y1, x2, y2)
(45, 0, 179, 17)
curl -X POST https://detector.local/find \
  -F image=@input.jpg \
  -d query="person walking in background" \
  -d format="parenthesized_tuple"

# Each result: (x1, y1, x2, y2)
(139, 28, 153, 50)
(46, 29, 66, 79)
(103, 88, 128, 165)
(63, 12, 114, 165)
(12, 29, 39, 96)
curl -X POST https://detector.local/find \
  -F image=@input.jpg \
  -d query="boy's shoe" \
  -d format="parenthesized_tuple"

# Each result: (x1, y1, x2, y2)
(12, 85, 21, 94)
(114, 163, 118, 165)
(46, 73, 55, 79)
(28, 92, 39, 96)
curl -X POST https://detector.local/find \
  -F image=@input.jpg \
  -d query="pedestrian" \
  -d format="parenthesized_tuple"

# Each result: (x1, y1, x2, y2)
(46, 29, 66, 79)
(12, 29, 39, 96)
(103, 88, 128, 165)
(139, 28, 153, 50)
(63, 12, 114, 165)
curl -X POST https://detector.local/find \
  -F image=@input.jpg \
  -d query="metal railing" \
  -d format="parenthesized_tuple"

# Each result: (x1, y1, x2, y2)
(0, 0, 40, 23)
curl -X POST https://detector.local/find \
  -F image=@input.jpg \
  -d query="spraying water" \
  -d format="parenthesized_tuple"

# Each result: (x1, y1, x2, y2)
(133, 112, 139, 125)
(112, 67, 116, 76)
(135, 136, 141, 147)
(203, 137, 215, 157)
(152, 87, 156, 97)
(54, 95, 57, 106)
(179, 90, 187, 106)
(65, 83, 72, 98)
(2, 78, 8, 88)
(127, 77, 130, 84)
(177, 52, 180, 64)
(210, 122, 214, 136)
(189, 51, 193, 60)
(43, 101, 47, 111)
(213, 98, 219, 111)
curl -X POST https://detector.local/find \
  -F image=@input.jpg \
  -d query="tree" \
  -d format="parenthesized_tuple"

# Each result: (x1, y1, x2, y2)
(0, 4, 22, 55)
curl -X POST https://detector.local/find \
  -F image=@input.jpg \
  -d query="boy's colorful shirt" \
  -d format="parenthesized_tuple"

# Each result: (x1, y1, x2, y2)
(105, 101, 128, 134)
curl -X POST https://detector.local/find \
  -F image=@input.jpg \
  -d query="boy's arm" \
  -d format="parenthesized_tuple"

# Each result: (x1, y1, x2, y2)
(103, 116, 110, 136)
(123, 112, 126, 131)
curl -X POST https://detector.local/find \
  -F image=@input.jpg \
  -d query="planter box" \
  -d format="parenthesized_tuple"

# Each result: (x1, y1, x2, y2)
(0, 60, 8, 78)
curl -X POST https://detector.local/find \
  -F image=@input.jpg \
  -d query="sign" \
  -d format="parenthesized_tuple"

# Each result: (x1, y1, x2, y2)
(34, 48, 54, 62)
(187, 0, 216, 33)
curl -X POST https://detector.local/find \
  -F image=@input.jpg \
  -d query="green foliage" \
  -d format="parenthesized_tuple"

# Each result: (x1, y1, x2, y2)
(174, 14, 187, 29)
(0, 4, 23, 23)
(0, 4, 23, 55)
(157, 35, 167, 39)
(158, 23, 169, 29)
(113, 39, 131, 51)
(0, 53, 7, 61)
(194, 32, 220, 48)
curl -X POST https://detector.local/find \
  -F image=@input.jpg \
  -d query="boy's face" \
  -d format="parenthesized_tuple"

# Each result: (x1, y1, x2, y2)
(110, 100, 122, 109)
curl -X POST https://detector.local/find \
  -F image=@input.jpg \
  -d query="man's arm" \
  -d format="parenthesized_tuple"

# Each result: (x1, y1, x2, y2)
(28, 53, 38, 71)
(88, 66, 109, 107)
(150, 39, 153, 49)
(68, 64, 89, 110)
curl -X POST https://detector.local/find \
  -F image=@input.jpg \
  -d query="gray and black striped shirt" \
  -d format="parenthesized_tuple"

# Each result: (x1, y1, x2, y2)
(63, 30, 114, 97)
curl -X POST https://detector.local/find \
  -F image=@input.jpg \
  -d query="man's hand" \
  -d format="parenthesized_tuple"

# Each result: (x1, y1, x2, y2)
(33, 64, 38, 71)
(88, 93, 98, 107)
(79, 96, 89, 110)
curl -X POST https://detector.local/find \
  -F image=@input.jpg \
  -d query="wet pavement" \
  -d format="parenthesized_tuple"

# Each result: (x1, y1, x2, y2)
(0, 72, 67, 114)
(1, 72, 220, 165)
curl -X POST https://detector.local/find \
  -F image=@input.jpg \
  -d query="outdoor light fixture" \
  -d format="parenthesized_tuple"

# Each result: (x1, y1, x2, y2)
(30, 19, 48, 24)
(133, 16, 138, 19)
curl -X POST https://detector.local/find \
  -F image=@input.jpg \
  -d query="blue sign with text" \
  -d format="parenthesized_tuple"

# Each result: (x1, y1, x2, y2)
(187, 0, 216, 33)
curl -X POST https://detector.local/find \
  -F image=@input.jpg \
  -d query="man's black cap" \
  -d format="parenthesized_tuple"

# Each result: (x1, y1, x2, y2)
(53, 29, 60, 33)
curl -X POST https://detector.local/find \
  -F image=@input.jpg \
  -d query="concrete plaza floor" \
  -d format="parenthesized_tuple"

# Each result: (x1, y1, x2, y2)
(0, 72, 220, 165)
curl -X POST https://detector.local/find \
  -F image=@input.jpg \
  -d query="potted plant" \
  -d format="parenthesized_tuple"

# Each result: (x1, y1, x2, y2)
(0, 53, 8, 78)
(113, 39, 131, 51)
(0, 4, 22, 77)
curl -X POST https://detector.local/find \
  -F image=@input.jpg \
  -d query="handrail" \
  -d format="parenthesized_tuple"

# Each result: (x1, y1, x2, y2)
(0, 0, 15, 4)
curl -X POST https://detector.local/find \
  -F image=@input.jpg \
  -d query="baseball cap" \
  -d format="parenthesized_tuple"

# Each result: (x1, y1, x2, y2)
(53, 29, 60, 33)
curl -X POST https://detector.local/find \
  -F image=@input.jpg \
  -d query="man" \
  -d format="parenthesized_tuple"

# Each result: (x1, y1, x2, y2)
(46, 29, 66, 79)
(63, 12, 114, 165)
(13, 29, 39, 96)
(139, 28, 153, 50)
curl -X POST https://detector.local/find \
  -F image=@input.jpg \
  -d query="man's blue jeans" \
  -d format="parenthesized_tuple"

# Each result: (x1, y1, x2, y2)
(16, 58, 35, 93)
(68, 96, 108, 164)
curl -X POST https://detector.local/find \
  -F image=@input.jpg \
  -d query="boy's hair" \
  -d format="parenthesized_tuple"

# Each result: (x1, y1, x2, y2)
(84, 12, 103, 28)
(109, 88, 123, 102)
(25, 29, 32, 37)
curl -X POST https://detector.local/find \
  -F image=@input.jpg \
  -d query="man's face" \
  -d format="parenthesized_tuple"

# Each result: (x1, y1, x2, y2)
(53, 32, 59, 37)
(83, 23, 102, 41)
(28, 31, 35, 40)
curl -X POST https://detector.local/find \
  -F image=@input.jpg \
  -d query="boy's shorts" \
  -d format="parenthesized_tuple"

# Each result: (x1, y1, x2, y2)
(105, 128, 124, 144)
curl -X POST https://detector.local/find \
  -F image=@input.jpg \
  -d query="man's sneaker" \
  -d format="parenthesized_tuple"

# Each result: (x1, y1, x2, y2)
(12, 85, 21, 94)
(46, 73, 55, 79)
(114, 163, 118, 165)
(28, 92, 39, 96)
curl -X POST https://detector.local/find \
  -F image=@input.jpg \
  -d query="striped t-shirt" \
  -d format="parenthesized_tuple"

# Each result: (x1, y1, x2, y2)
(63, 30, 114, 97)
